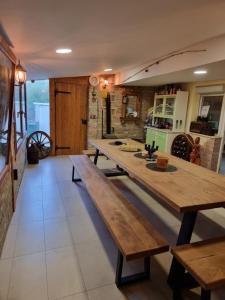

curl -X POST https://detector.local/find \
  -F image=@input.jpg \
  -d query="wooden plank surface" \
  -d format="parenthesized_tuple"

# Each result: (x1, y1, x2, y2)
(70, 155, 169, 260)
(89, 139, 225, 213)
(172, 237, 225, 290)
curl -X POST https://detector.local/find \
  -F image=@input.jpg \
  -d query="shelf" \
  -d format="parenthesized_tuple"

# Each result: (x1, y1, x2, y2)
(146, 127, 182, 134)
(120, 117, 141, 124)
(155, 94, 177, 98)
(153, 114, 174, 119)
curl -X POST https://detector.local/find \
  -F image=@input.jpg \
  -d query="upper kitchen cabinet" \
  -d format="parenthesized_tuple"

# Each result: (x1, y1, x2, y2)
(153, 91, 189, 132)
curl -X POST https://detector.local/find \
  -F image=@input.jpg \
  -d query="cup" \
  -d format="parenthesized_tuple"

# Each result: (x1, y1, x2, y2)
(156, 156, 169, 170)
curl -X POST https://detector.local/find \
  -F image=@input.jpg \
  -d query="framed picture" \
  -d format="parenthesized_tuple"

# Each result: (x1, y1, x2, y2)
(0, 37, 16, 174)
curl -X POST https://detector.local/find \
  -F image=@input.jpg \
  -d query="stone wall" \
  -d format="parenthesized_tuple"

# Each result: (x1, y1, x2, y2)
(0, 170, 13, 253)
(189, 133, 222, 171)
(0, 138, 26, 253)
(200, 137, 221, 171)
(88, 75, 155, 143)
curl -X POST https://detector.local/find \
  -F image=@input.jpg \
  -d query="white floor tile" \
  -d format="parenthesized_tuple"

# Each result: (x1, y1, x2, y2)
(19, 200, 43, 223)
(57, 292, 89, 300)
(8, 253, 48, 300)
(88, 284, 126, 300)
(14, 221, 44, 257)
(68, 212, 110, 245)
(43, 197, 66, 220)
(59, 180, 81, 198)
(76, 239, 115, 290)
(46, 247, 84, 300)
(43, 183, 61, 201)
(5, 155, 225, 300)
(17, 186, 43, 206)
(44, 218, 72, 250)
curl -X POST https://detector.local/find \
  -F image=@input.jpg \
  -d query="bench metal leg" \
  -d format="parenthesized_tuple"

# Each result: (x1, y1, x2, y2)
(172, 290, 183, 300)
(72, 166, 82, 182)
(168, 211, 198, 289)
(104, 166, 128, 177)
(201, 289, 211, 300)
(94, 149, 99, 165)
(115, 250, 150, 287)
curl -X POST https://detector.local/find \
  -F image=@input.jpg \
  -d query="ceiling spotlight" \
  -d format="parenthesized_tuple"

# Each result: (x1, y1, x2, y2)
(104, 68, 112, 72)
(56, 48, 72, 54)
(193, 69, 207, 75)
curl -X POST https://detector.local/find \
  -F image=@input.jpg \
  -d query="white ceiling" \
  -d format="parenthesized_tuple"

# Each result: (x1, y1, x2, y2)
(123, 60, 225, 86)
(1, 0, 225, 80)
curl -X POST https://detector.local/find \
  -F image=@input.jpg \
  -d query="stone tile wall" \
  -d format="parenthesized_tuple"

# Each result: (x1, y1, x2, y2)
(200, 137, 221, 171)
(0, 170, 13, 253)
(0, 139, 26, 253)
(88, 75, 155, 143)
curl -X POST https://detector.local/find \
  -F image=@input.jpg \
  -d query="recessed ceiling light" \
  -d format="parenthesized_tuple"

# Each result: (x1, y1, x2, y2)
(104, 68, 112, 72)
(56, 48, 72, 54)
(193, 69, 207, 75)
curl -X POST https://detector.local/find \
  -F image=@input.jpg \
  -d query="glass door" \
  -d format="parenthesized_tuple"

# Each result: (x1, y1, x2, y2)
(154, 97, 164, 115)
(165, 97, 175, 116)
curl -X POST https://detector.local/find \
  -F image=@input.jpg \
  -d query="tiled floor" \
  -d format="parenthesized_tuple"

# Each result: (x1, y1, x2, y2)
(1, 155, 225, 300)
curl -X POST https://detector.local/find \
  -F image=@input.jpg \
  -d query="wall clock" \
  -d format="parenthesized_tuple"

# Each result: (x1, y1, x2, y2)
(89, 75, 99, 87)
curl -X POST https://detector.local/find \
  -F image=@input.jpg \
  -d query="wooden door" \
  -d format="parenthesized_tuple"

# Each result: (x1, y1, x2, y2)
(50, 77, 88, 155)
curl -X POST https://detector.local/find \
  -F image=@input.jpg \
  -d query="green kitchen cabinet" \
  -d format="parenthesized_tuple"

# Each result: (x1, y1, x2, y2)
(155, 131, 166, 151)
(146, 128, 180, 153)
(146, 128, 156, 145)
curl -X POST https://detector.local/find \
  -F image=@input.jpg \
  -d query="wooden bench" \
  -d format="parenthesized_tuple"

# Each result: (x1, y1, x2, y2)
(82, 149, 98, 156)
(171, 237, 225, 300)
(70, 155, 169, 287)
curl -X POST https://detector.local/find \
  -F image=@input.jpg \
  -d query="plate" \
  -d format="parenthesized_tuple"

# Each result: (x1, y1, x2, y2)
(146, 163, 177, 172)
(134, 152, 157, 160)
(119, 145, 142, 152)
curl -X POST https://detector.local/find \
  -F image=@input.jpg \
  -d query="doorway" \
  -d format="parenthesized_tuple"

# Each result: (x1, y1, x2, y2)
(26, 80, 50, 135)
(50, 77, 89, 155)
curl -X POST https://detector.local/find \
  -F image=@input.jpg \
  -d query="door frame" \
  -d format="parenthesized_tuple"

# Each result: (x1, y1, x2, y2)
(49, 76, 89, 155)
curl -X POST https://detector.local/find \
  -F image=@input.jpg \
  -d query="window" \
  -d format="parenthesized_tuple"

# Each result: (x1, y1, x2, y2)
(14, 83, 27, 151)
(26, 80, 50, 135)
(199, 94, 224, 134)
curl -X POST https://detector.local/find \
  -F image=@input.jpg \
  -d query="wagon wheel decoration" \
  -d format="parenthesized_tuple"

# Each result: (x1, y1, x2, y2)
(26, 131, 52, 159)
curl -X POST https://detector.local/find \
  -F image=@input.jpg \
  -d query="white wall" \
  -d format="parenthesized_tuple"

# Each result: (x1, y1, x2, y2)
(116, 34, 225, 85)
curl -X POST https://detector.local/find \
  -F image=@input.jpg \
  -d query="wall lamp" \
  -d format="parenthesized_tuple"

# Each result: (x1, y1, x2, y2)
(15, 60, 27, 84)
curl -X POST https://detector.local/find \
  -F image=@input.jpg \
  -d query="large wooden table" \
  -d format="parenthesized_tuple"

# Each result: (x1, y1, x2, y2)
(90, 138, 225, 288)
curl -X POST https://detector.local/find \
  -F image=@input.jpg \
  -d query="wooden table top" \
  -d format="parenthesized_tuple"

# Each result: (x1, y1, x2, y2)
(90, 138, 225, 213)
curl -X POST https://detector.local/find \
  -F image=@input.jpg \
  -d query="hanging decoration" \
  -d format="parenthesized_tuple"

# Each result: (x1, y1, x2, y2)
(89, 75, 99, 102)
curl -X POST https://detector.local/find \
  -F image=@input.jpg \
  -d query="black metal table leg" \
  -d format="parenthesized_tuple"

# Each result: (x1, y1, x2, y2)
(168, 211, 198, 289)
(94, 149, 99, 165)
(72, 166, 82, 182)
(115, 250, 150, 287)
(201, 289, 211, 300)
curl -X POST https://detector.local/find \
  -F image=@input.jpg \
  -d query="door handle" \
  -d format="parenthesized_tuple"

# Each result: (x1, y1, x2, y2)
(81, 119, 87, 125)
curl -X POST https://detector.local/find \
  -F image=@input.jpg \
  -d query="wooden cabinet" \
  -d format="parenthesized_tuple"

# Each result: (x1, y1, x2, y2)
(153, 91, 189, 132)
(147, 91, 189, 153)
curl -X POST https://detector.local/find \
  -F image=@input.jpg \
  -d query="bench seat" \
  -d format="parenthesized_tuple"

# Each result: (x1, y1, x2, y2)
(70, 155, 169, 286)
(82, 149, 97, 156)
(172, 237, 225, 299)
